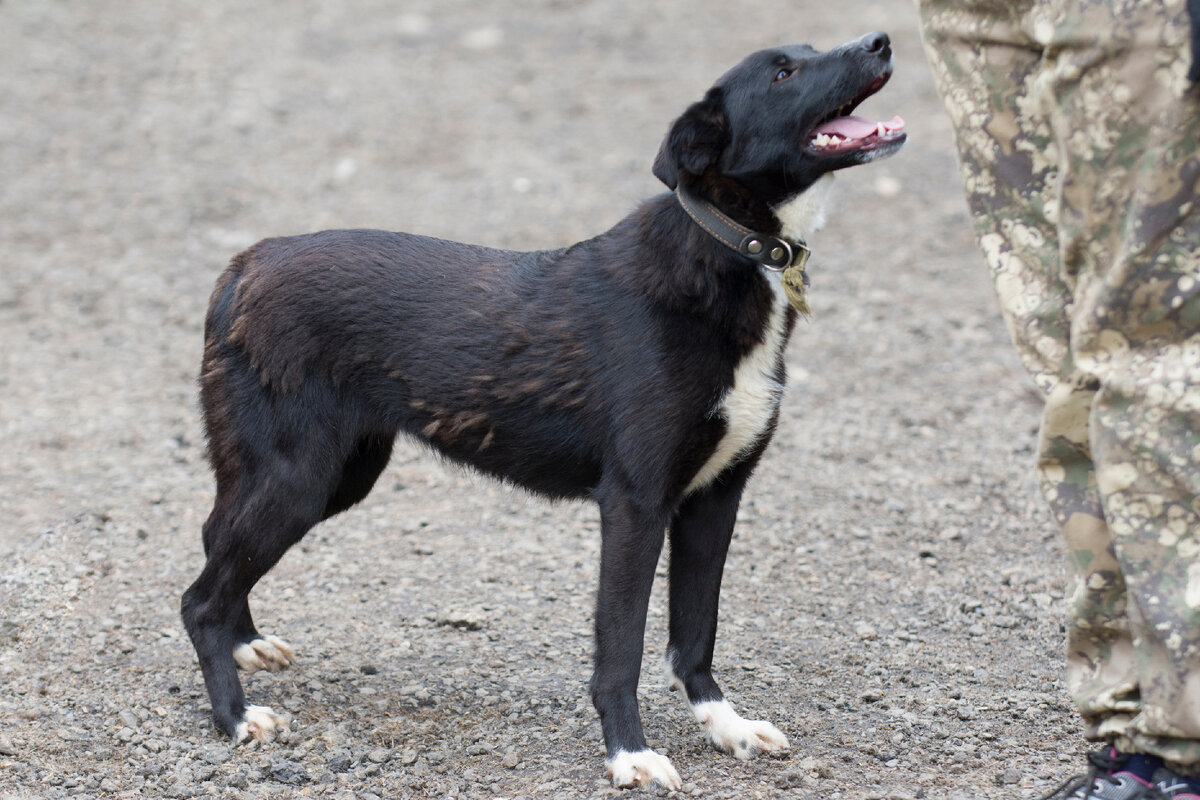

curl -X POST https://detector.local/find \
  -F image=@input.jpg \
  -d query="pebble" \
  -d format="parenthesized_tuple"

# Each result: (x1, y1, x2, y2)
(436, 609, 486, 630)
(459, 27, 503, 51)
(998, 767, 1022, 785)
(367, 747, 391, 764)
(855, 622, 879, 640)
(401, 749, 420, 765)
(269, 759, 310, 784)
(198, 744, 228, 764)
(502, 750, 520, 769)
(0, 735, 16, 756)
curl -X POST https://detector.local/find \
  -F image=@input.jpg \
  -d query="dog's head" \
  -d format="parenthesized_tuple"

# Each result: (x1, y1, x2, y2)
(653, 33, 905, 209)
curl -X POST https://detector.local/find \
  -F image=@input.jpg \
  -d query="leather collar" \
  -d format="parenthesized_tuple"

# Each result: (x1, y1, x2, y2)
(675, 184, 810, 273)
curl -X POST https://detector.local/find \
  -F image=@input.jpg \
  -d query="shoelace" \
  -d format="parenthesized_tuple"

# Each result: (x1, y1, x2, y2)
(1038, 750, 1170, 800)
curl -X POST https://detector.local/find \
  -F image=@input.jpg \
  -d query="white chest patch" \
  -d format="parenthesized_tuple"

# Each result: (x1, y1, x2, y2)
(682, 176, 833, 496)
(773, 173, 834, 242)
(685, 274, 789, 495)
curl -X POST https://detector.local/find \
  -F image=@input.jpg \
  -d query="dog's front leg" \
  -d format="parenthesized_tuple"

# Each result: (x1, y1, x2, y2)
(666, 464, 790, 761)
(590, 488, 681, 791)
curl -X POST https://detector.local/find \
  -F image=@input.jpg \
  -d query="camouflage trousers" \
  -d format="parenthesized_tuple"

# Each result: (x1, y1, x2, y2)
(917, 0, 1200, 767)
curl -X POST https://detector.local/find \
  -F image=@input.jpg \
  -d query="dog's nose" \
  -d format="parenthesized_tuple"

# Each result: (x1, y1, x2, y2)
(859, 31, 890, 55)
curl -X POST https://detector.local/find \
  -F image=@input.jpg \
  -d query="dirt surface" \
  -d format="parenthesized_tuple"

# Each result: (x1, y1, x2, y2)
(0, 2, 1082, 799)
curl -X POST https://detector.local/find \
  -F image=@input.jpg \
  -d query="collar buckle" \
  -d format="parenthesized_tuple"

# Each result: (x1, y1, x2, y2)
(675, 186, 811, 273)
(738, 234, 809, 272)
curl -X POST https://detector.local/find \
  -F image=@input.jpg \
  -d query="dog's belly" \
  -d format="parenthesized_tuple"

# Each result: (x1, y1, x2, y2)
(684, 276, 788, 494)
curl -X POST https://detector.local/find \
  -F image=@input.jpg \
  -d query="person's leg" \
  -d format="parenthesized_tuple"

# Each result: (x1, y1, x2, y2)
(916, 0, 1141, 748)
(1043, 0, 1200, 769)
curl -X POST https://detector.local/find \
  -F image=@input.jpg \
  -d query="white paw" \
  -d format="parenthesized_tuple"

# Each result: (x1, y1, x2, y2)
(233, 704, 290, 744)
(606, 749, 683, 791)
(233, 635, 295, 673)
(693, 699, 789, 760)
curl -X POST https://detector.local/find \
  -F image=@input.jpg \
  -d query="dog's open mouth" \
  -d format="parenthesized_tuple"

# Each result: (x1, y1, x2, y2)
(806, 73, 906, 156)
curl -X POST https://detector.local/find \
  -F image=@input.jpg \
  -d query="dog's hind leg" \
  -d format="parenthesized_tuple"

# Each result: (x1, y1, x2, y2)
(182, 471, 329, 742)
(194, 499, 296, 677)
(193, 516, 294, 676)
(230, 602, 296, 675)
(224, 433, 392, 677)
(665, 461, 790, 761)
(590, 482, 682, 791)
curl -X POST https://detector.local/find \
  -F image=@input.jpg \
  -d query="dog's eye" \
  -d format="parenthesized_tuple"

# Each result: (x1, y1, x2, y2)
(773, 68, 794, 82)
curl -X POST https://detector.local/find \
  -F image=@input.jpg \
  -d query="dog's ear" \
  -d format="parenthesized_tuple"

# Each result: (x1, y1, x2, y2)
(652, 87, 728, 189)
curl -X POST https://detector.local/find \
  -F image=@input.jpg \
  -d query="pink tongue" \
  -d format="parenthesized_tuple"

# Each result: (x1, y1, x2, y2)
(814, 114, 904, 139)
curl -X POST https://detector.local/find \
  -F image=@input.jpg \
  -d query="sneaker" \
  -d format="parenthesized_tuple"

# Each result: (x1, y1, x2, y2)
(1150, 767, 1200, 799)
(1039, 748, 1169, 799)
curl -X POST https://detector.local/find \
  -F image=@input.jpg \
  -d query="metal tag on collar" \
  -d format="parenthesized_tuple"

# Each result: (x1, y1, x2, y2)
(739, 234, 793, 272)
(791, 239, 811, 270)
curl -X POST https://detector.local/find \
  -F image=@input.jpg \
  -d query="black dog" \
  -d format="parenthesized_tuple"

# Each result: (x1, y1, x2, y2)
(182, 33, 905, 790)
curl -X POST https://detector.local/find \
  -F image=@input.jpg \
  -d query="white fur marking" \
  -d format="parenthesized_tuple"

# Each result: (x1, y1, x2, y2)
(666, 662, 789, 760)
(685, 276, 788, 495)
(606, 749, 683, 791)
(234, 704, 289, 744)
(773, 173, 834, 242)
(691, 699, 789, 759)
(233, 635, 295, 673)
(684, 177, 834, 496)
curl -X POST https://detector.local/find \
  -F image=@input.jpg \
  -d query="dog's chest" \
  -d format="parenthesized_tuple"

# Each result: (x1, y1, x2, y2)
(684, 275, 789, 494)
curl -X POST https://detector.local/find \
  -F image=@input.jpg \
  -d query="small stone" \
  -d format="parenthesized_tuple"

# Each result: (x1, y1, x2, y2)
(401, 748, 419, 765)
(359, 663, 379, 675)
(0, 735, 16, 755)
(997, 767, 1022, 785)
(269, 759, 309, 784)
(459, 27, 503, 51)
(859, 690, 885, 703)
(118, 709, 139, 730)
(502, 751, 520, 769)
(367, 747, 390, 764)
(327, 752, 352, 773)
(855, 622, 878, 640)
(774, 770, 804, 788)
(198, 744, 228, 765)
(957, 704, 977, 720)
(436, 609, 486, 631)
(874, 176, 903, 198)
(396, 13, 432, 38)
(331, 157, 358, 185)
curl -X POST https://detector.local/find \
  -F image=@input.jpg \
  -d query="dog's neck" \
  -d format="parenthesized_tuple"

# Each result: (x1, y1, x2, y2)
(679, 173, 835, 244)
(772, 174, 834, 243)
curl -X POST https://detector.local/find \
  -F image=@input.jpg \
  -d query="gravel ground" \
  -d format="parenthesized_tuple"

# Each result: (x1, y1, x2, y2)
(1, 2, 1081, 799)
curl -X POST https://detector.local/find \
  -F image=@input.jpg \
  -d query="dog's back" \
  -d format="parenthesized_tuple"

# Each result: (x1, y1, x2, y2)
(200, 223, 760, 502)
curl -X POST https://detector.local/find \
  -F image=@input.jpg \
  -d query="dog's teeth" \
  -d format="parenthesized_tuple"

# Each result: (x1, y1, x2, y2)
(876, 122, 887, 137)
